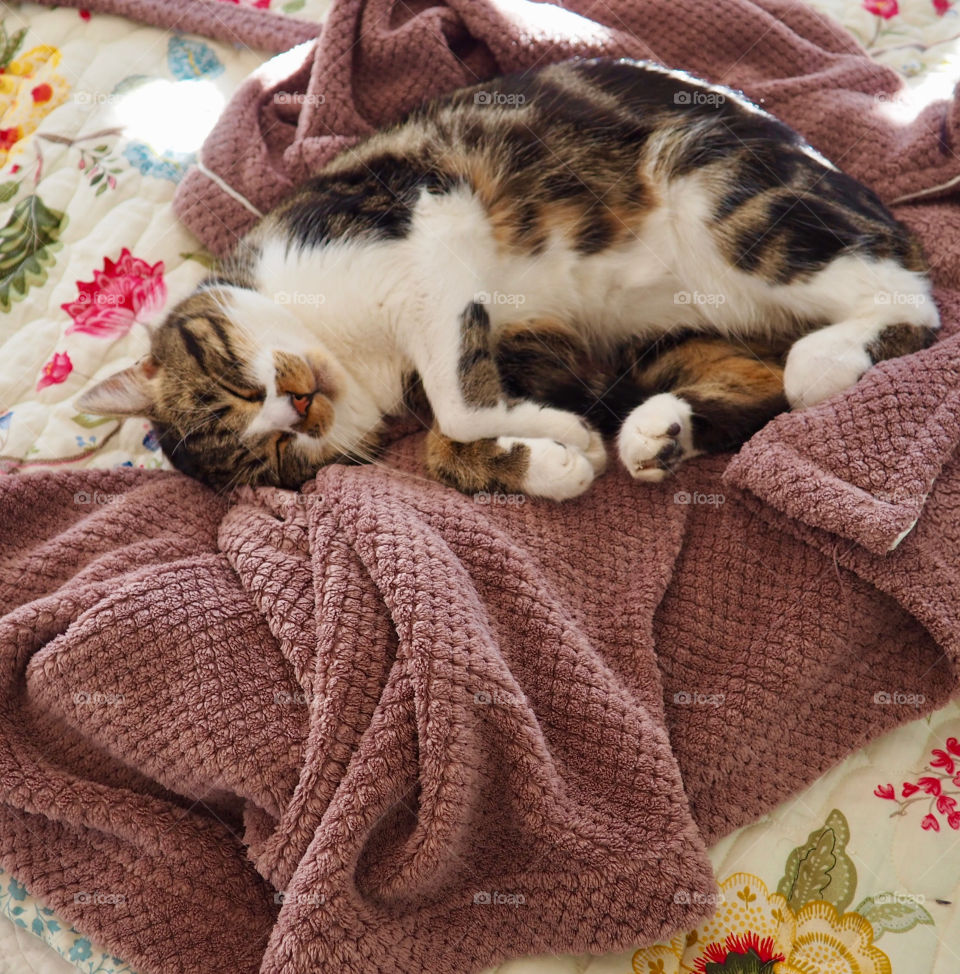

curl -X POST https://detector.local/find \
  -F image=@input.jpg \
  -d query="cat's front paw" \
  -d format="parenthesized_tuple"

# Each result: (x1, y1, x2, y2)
(499, 437, 596, 501)
(618, 394, 696, 482)
(502, 402, 594, 452)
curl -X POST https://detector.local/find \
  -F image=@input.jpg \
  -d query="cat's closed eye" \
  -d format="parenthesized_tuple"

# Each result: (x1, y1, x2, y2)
(215, 381, 265, 403)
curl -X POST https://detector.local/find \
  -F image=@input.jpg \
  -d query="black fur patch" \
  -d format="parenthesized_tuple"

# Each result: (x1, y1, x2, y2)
(280, 155, 460, 248)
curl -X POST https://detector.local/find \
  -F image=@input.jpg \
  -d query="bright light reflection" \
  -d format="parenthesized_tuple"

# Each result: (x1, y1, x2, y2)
(110, 78, 227, 154)
(877, 28, 960, 125)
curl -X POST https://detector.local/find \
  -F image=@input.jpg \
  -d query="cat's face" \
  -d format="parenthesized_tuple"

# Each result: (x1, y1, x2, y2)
(78, 286, 381, 489)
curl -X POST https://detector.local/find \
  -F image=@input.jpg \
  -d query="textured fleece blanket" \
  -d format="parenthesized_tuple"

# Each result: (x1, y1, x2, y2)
(1, 1, 960, 973)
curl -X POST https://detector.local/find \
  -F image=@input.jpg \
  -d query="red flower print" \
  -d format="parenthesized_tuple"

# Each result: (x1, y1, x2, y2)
(694, 932, 784, 973)
(931, 750, 955, 774)
(877, 737, 960, 835)
(937, 795, 957, 815)
(933, 0, 952, 14)
(0, 127, 21, 152)
(36, 351, 73, 390)
(31, 83, 52, 104)
(62, 248, 166, 339)
(864, 0, 899, 16)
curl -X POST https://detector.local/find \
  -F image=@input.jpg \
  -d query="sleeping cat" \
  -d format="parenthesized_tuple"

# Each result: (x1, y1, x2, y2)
(79, 58, 938, 499)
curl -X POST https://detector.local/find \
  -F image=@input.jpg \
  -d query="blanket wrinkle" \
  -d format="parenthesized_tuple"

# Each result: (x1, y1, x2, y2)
(2, 1, 960, 972)
(2, 422, 959, 973)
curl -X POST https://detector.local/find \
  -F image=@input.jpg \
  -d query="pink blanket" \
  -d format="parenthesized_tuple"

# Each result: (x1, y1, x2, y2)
(2, 2, 960, 973)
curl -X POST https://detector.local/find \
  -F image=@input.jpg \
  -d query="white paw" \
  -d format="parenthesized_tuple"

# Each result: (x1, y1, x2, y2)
(506, 403, 592, 452)
(784, 330, 872, 409)
(499, 437, 596, 501)
(618, 394, 695, 482)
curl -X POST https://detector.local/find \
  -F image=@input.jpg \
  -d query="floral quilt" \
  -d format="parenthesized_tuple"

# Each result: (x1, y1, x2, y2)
(0, 1, 959, 973)
(0, 0, 330, 476)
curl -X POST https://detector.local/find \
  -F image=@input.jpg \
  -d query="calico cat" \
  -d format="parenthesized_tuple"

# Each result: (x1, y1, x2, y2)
(79, 58, 938, 499)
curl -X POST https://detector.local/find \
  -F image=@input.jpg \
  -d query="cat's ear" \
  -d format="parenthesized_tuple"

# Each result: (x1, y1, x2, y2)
(77, 358, 159, 417)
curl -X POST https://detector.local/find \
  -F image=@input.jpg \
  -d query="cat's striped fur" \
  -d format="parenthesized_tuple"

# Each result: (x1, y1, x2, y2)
(80, 58, 938, 498)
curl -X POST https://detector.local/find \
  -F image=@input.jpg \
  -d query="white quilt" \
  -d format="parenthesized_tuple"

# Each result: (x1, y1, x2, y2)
(1, 1, 959, 972)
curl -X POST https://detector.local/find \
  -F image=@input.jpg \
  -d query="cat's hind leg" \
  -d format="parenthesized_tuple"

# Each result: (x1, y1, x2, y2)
(784, 318, 938, 408)
(617, 336, 787, 480)
(782, 258, 939, 409)
(425, 428, 605, 501)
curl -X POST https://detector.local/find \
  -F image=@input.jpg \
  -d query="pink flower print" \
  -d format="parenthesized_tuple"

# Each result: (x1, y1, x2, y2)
(863, 0, 899, 17)
(62, 248, 166, 339)
(36, 351, 72, 390)
(876, 737, 960, 834)
(931, 749, 955, 775)
(937, 795, 957, 815)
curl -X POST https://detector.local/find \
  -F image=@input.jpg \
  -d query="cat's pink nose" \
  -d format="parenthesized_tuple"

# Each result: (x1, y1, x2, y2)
(290, 393, 312, 417)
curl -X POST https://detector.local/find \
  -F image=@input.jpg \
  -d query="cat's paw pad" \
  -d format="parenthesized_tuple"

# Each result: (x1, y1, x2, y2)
(500, 437, 596, 501)
(618, 394, 695, 482)
(784, 331, 872, 409)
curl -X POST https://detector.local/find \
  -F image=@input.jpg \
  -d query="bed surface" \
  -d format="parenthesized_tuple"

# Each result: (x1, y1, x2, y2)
(1, 1, 959, 972)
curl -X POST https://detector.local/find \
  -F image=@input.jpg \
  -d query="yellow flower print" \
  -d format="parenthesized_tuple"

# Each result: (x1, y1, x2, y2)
(779, 900, 892, 974)
(0, 42, 70, 166)
(632, 943, 683, 974)
(631, 873, 891, 974)
(691, 873, 796, 966)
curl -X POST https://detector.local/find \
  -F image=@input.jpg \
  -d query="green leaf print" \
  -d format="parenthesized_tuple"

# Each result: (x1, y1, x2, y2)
(854, 893, 934, 940)
(0, 24, 26, 70)
(72, 413, 115, 429)
(179, 249, 217, 270)
(776, 808, 857, 913)
(0, 195, 67, 312)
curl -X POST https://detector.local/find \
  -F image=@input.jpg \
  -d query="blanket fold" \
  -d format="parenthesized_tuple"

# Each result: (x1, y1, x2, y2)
(725, 303, 960, 555)
(224, 472, 717, 970)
